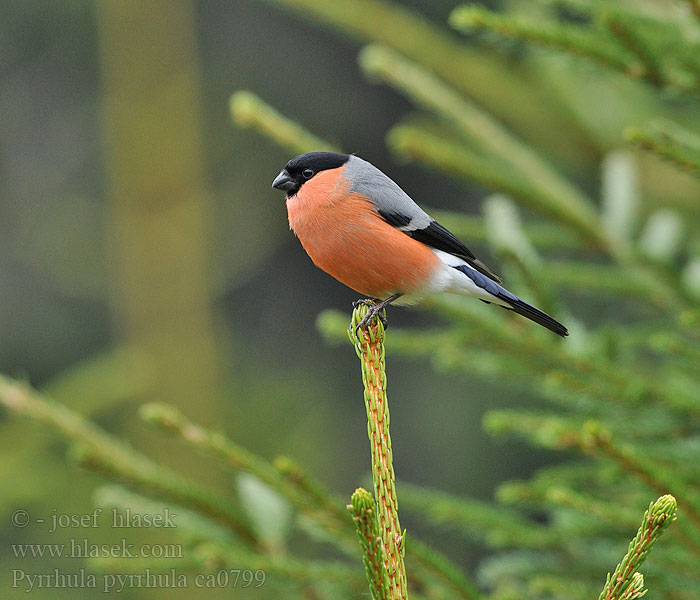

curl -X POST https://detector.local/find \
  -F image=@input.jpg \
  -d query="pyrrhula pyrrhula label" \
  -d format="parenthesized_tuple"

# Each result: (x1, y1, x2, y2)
(272, 152, 568, 337)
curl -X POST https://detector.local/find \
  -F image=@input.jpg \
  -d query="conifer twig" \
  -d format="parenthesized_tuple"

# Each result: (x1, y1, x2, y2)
(625, 120, 700, 177)
(274, 455, 347, 522)
(230, 91, 338, 154)
(184, 540, 363, 586)
(485, 412, 700, 540)
(349, 488, 386, 600)
(349, 305, 408, 600)
(449, 6, 639, 77)
(144, 401, 478, 597)
(497, 481, 642, 531)
(584, 427, 700, 533)
(254, 0, 587, 152)
(140, 403, 354, 547)
(278, 457, 481, 598)
(399, 482, 558, 549)
(321, 308, 700, 421)
(537, 261, 677, 310)
(601, 11, 665, 86)
(94, 484, 235, 544)
(687, 0, 700, 22)
(387, 124, 552, 228)
(0, 375, 256, 546)
(598, 495, 677, 600)
(429, 209, 582, 252)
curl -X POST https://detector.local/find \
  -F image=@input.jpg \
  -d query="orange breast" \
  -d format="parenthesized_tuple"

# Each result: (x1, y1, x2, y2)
(287, 168, 440, 298)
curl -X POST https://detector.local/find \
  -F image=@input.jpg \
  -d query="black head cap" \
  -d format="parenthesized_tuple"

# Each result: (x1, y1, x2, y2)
(272, 152, 350, 195)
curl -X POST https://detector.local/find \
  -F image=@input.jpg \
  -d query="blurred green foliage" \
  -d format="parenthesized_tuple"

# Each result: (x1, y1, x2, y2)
(2, 0, 700, 599)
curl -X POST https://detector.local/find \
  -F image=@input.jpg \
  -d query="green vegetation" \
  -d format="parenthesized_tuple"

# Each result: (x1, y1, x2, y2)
(3, 1, 699, 599)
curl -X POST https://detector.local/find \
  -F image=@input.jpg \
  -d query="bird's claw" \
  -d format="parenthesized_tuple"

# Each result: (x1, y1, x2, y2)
(354, 301, 388, 334)
(352, 298, 376, 309)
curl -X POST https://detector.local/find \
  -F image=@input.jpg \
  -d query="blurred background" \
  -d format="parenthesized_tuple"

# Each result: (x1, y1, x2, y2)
(2, 1, 699, 598)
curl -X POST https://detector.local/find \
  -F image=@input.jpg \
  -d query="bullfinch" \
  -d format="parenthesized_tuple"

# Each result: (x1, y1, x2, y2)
(272, 152, 568, 337)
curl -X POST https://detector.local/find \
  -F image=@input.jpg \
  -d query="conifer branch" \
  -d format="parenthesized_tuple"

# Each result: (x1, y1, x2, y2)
(184, 540, 363, 586)
(92, 485, 352, 580)
(584, 427, 700, 534)
(320, 309, 699, 422)
(430, 209, 582, 252)
(538, 261, 679, 311)
(408, 542, 482, 600)
(274, 455, 347, 522)
(230, 91, 338, 154)
(450, 5, 695, 90)
(449, 6, 640, 77)
(625, 120, 700, 177)
(485, 412, 700, 536)
(140, 403, 354, 549)
(497, 481, 641, 532)
(349, 305, 408, 600)
(0, 375, 257, 546)
(143, 398, 479, 596)
(278, 457, 482, 599)
(399, 482, 558, 549)
(254, 0, 588, 152)
(600, 11, 665, 87)
(598, 495, 677, 600)
(387, 124, 557, 231)
(0, 373, 479, 598)
(94, 484, 235, 544)
(349, 488, 387, 600)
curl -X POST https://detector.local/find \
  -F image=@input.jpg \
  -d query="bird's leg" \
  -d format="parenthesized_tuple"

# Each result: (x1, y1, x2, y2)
(355, 293, 402, 333)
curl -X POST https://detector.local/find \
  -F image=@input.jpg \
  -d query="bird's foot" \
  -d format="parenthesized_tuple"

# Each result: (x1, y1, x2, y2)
(353, 294, 401, 334)
(352, 297, 379, 309)
(355, 302, 388, 333)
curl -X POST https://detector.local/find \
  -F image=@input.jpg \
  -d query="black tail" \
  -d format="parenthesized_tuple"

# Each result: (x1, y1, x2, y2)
(451, 264, 569, 337)
(498, 294, 569, 337)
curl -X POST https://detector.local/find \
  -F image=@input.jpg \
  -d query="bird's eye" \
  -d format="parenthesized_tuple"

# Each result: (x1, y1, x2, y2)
(302, 169, 314, 179)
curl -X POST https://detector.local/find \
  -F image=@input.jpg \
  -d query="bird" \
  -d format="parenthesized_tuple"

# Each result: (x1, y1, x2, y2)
(272, 151, 568, 337)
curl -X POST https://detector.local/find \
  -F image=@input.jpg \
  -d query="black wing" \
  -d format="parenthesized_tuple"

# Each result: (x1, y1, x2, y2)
(379, 210, 502, 283)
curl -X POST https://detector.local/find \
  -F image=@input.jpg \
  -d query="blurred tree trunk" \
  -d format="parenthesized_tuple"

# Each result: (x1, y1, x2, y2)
(96, 1, 222, 414)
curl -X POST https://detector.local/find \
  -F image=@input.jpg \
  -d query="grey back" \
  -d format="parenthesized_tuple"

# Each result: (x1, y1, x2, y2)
(345, 155, 432, 230)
